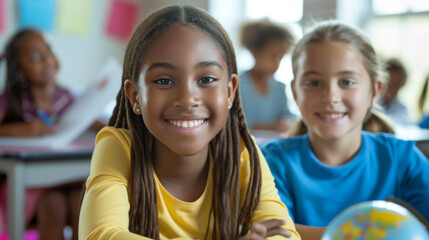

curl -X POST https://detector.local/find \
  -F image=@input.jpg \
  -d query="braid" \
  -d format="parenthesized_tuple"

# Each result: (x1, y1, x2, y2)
(112, 5, 264, 239)
(108, 85, 125, 127)
(2, 29, 39, 123)
(234, 91, 262, 236)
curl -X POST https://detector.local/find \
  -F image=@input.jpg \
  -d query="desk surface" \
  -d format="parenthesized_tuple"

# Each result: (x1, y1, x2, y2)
(0, 131, 95, 160)
(0, 132, 95, 240)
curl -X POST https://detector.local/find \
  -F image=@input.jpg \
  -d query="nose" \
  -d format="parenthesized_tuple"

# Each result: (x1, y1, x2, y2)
(321, 84, 341, 104)
(172, 81, 202, 109)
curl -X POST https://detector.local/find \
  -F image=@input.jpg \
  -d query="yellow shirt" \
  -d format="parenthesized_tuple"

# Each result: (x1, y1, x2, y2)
(79, 127, 300, 240)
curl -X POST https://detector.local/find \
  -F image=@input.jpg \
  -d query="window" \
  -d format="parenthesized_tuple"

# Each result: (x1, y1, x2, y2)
(246, 0, 303, 22)
(369, 0, 429, 121)
(373, 0, 429, 15)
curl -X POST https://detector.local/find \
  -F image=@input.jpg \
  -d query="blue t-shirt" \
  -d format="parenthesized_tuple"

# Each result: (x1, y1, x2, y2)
(239, 71, 295, 128)
(262, 131, 429, 227)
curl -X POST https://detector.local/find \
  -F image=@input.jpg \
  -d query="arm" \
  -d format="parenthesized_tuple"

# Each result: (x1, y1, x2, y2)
(79, 128, 150, 240)
(0, 117, 57, 137)
(295, 224, 325, 240)
(399, 143, 429, 221)
(245, 148, 300, 240)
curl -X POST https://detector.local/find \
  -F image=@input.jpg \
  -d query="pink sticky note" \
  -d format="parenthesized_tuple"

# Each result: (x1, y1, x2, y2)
(106, 0, 139, 40)
(0, 0, 5, 33)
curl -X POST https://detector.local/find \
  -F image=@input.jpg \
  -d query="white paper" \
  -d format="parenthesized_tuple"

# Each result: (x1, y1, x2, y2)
(0, 57, 122, 148)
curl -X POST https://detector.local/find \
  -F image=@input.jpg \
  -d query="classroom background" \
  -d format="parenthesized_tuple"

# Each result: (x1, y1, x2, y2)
(0, 0, 428, 123)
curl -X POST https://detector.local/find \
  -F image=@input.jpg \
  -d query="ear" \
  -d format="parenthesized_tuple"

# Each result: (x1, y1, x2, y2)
(372, 80, 383, 105)
(227, 73, 239, 109)
(291, 79, 298, 101)
(124, 79, 141, 115)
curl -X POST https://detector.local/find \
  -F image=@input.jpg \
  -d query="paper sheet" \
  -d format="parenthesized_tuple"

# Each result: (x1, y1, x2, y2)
(0, 57, 122, 148)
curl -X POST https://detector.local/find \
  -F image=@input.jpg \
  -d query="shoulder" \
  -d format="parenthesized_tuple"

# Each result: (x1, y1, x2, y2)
(362, 131, 415, 149)
(262, 135, 306, 153)
(271, 79, 287, 88)
(96, 126, 132, 149)
(261, 135, 308, 166)
(54, 85, 74, 96)
(361, 131, 424, 161)
(91, 126, 132, 177)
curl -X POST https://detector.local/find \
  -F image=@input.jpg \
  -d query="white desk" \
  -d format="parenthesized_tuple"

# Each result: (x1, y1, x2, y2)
(0, 133, 94, 240)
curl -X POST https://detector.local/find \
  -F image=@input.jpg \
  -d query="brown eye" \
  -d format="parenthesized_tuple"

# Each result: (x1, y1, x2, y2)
(30, 52, 41, 62)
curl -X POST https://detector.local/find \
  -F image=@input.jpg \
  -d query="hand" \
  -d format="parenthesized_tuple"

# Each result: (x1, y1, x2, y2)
(238, 219, 292, 240)
(24, 118, 57, 136)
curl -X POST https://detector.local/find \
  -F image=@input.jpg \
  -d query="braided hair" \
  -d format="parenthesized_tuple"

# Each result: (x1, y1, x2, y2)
(1, 29, 40, 123)
(108, 5, 262, 239)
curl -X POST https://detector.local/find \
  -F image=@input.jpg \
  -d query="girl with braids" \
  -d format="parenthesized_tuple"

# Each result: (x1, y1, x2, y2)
(262, 20, 429, 239)
(79, 5, 300, 240)
(0, 29, 81, 239)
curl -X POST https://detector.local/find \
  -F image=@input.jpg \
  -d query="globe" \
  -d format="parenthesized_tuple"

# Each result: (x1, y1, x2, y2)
(321, 200, 429, 240)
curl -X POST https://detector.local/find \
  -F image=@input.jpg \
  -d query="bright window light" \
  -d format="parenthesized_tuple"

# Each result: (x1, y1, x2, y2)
(246, 0, 303, 22)
(411, 0, 429, 12)
(373, 0, 408, 14)
(373, 0, 429, 14)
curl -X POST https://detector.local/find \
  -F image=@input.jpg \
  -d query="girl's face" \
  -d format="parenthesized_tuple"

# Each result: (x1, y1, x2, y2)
(18, 32, 59, 86)
(292, 42, 381, 141)
(252, 39, 288, 75)
(126, 24, 238, 157)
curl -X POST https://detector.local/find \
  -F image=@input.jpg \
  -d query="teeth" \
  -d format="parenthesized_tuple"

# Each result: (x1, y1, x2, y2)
(169, 119, 204, 128)
(319, 113, 343, 119)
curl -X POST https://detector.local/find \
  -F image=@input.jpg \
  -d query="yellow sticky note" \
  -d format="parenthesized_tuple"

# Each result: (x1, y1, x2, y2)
(56, 0, 93, 36)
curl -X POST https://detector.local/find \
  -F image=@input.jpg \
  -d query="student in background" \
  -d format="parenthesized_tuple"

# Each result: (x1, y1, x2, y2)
(380, 58, 412, 126)
(0, 29, 81, 240)
(418, 74, 429, 128)
(239, 19, 296, 134)
(262, 21, 429, 239)
(79, 5, 300, 240)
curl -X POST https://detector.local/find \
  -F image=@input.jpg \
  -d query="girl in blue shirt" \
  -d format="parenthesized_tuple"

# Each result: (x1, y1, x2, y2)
(262, 20, 429, 239)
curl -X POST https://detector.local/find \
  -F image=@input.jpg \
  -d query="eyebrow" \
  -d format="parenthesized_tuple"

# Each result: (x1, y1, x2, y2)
(147, 62, 175, 71)
(195, 61, 223, 70)
(147, 61, 223, 71)
(302, 70, 362, 77)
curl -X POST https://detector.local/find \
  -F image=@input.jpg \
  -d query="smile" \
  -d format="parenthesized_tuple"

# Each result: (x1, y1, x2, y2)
(168, 119, 205, 128)
(318, 113, 345, 119)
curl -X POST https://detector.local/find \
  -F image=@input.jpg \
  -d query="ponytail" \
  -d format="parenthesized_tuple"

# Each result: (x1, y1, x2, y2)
(418, 74, 429, 115)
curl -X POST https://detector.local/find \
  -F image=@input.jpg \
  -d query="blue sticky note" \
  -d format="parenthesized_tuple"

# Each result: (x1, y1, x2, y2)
(18, 0, 56, 31)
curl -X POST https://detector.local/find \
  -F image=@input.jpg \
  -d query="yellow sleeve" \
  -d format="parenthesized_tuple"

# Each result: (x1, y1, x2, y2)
(244, 146, 301, 240)
(79, 127, 151, 240)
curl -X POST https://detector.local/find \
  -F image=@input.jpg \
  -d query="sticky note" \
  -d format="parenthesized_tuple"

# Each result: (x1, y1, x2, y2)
(57, 0, 93, 36)
(18, 0, 56, 31)
(106, 0, 139, 40)
(0, 0, 5, 33)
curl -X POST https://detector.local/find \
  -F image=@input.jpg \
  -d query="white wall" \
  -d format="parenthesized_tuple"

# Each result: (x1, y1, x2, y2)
(0, 0, 211, 94)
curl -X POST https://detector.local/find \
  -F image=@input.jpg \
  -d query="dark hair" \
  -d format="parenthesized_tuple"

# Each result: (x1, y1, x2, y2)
(1, 28, 41, 123)
(108, 5, 261, 239)
(385, 58, 407, 85)
(290, 20, 393, 136)
(240, 19, 295, 51)
(418, 73, 429, 115)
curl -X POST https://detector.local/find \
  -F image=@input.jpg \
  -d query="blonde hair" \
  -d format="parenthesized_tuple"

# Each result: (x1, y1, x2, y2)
(289, 20, 393, 136)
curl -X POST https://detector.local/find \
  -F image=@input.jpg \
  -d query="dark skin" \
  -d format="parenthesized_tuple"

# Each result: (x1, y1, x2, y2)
(0, 32, 58, 136)
(125, 24, 293, 239)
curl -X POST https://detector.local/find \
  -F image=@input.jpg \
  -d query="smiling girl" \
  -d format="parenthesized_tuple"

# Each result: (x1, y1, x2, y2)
(0, 29, 81, 240)
(79, 6, 300, 240)
(261, 21, 429, 239)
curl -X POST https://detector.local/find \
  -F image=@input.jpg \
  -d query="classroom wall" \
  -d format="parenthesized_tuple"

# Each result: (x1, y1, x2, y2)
(0, 0, 364, 95)
(0, 0, 209, 94)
